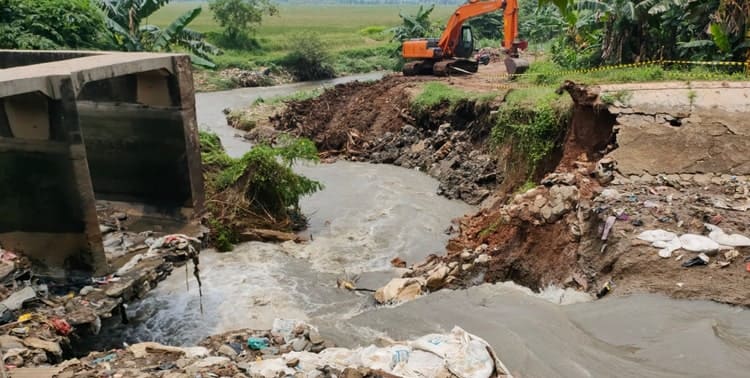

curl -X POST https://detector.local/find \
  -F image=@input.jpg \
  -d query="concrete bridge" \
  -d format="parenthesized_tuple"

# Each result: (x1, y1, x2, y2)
(0, 50, 204, 278)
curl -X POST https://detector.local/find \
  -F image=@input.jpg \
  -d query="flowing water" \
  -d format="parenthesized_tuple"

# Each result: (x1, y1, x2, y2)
(100, 75, 750, 377)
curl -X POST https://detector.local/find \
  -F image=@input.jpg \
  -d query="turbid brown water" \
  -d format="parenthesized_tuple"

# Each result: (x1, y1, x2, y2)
(95, 75, 750, 377)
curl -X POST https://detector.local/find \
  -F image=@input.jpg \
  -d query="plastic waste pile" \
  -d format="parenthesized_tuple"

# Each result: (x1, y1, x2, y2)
(638, 224, 750, 265)
(45, 320, 511, 378)
(0, 230, 202, 370)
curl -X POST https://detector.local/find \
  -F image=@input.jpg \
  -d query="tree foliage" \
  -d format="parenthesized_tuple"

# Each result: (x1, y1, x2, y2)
(0, 0, 106, 50)
(209, 0, 278, 49)
(542, 0, 749, 68)
(390, 5, 437, 42)
(94, 0, 219, 67)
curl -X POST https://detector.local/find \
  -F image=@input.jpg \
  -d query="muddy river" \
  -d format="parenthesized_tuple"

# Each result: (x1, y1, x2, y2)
(102, 75, 750, 377)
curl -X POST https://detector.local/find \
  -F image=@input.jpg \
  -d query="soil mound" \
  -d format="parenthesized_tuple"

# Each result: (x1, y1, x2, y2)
(271, 75, 418, 153)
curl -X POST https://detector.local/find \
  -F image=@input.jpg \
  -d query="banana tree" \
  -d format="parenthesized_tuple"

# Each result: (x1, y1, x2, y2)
(390, 5, 436, 42)
(95, 0, 219, 67)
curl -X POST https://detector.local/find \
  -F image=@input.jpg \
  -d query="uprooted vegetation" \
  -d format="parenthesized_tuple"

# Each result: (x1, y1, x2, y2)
(200, 132, 322, 251)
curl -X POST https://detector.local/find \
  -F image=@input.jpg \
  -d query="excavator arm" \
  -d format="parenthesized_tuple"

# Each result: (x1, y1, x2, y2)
(438, 0, 520, 56)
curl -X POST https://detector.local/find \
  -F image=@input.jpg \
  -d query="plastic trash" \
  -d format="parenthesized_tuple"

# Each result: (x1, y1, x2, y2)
(247, 337, 269, 350)
(92, 353, 117, 365)
(50, 318, 72, 336)
(637, 230, 678, 243)
(705, 224, 750, 247)
(682, 253, 710, 267)
(679, 234, 720, 252)
(601, 216, 616, 240)
(643, 200, 660, 208)
(596, 281, 613, 298)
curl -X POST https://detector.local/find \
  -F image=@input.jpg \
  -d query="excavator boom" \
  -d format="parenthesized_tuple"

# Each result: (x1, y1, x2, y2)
(438, 0, 518, 56)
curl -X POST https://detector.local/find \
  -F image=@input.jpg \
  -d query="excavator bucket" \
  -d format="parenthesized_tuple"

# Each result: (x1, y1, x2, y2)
(505, 57, 530, 76)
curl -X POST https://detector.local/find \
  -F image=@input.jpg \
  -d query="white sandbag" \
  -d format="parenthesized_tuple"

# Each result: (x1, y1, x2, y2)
(247, 358, 295, 377)
(410, 327, 499, 378)
(357, 345, 398, 371)
(705, 224, 750, 247)
(637, 230, 678, 243)
(392, 349, 449, 378)
(316, 347, 358, 370)
(678, 234, 720, 252)
(283, 351, 324, 372)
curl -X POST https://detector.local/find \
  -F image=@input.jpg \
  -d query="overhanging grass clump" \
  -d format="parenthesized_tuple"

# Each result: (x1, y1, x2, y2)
(200, 131, 323, 251)
(411, 82, 499, 115)
(491, 88, 572, 175)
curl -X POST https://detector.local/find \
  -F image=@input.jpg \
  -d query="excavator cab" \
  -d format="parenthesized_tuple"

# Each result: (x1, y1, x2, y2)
(453, 25, 475, 59)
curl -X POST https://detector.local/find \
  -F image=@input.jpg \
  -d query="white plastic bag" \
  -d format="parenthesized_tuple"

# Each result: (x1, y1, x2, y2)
(705, 224, 750, 247)
(637, 230, 677, 243)
(652, 237, 682, 258)
(678, 234, 720, 252)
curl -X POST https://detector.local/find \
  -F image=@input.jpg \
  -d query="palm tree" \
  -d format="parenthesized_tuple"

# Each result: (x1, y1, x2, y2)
(95, 0, 219, 67)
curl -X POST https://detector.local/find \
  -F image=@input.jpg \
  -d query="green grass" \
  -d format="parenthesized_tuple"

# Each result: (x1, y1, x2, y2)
(255, 87, 325, 105)
(151, 3, 456, 69)
(517, 59, 749, 87)
(412, 82, 499, 112)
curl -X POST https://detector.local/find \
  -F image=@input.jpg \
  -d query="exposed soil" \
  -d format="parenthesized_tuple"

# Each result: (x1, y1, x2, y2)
(244, 74, 511, 205)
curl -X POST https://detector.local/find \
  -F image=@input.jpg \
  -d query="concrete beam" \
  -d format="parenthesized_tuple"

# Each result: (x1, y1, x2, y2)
(0, 51, 204, 279)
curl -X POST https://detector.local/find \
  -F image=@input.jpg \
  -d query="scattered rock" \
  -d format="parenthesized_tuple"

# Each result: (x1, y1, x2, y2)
(474, 254, 490, 264)
(218, 344, 238, 358)
(291, 338, 308, 352)
(426, 265, 449, 290)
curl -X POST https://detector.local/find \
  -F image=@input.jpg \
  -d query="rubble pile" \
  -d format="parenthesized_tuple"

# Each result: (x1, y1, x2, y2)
(0, 209, 204, 369)
(376, 153, 750, 305)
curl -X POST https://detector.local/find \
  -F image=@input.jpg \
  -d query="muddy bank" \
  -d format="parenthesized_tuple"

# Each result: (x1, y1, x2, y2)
(243, 75, 508, 205)
(376, 80, 750, 306)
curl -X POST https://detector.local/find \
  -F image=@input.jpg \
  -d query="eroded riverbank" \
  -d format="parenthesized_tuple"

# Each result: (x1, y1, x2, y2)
(34, 73, 750, 377)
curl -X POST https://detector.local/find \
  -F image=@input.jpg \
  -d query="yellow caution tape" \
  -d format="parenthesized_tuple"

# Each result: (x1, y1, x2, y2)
(492, 59, 749, 89)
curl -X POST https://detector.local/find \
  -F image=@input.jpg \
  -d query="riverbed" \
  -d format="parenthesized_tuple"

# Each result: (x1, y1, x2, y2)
(101, 75, 750, 377)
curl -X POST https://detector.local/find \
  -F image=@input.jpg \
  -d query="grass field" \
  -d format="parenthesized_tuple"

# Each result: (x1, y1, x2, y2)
(151, 2, 455, 65)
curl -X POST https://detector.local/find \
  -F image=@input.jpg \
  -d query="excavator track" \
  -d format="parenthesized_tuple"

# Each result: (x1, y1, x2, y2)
(402, 60, 439, 76)
(433, 59, 479, 77)
(403, 59, 479, 77)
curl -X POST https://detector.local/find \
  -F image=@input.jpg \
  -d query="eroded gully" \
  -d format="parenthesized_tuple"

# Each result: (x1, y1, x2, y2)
(99, 74, 750, 377)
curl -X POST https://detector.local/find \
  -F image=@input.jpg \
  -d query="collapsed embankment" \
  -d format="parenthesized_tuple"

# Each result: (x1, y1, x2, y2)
(241, 75, 750, 306)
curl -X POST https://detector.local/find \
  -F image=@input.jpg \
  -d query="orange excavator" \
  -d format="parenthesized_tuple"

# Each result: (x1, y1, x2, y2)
(402, 0, 529, 76)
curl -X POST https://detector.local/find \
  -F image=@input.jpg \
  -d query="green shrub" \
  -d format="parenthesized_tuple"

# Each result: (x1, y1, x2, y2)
(278, 33, 335, 81)
(359, 25, 388, 41)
